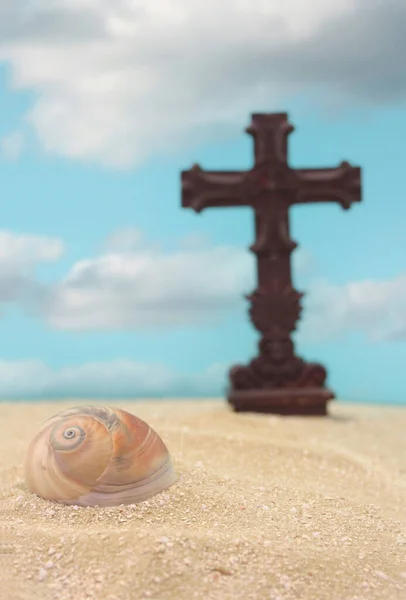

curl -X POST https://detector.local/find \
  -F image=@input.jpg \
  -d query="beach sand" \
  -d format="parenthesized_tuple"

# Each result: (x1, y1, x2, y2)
(0, 399, 405, 600)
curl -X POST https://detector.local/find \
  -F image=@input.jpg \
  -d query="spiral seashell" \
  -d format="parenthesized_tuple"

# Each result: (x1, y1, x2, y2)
(24, 405, 177, 507)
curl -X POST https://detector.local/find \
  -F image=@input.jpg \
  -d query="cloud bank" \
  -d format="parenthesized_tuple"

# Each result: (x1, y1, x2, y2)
(2, 228, 406, 342)
(0, 359, 227, 399)
(0, 230, 63, 311)
(299, 275, 406, 342)
(0, 0, 405, 166)
(1, 227, 406, 398)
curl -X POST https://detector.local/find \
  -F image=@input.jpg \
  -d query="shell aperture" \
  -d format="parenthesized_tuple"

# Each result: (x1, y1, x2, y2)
(24, 406, 177, 507)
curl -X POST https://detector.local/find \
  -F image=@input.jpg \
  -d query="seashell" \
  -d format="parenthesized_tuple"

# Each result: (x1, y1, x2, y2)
(24, 405, 177, 507)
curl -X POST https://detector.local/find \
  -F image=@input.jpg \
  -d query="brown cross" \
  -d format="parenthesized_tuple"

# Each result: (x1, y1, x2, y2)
(181, 113, 361, 415)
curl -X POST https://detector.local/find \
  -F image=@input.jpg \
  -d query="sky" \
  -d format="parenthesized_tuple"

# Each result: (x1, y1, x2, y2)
(0, 0, 406, 404)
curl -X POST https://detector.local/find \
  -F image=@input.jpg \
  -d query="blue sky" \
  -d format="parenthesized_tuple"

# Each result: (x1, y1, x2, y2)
(0, 1, 406, 403)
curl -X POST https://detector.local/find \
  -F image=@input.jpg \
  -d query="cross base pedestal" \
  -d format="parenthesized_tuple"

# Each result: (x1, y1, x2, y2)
(227, 387, 334, 416)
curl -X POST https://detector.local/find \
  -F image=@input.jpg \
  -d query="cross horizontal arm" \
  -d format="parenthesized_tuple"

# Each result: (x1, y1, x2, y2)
(294, 161, 361, 209)
(181, 164, 250, 212)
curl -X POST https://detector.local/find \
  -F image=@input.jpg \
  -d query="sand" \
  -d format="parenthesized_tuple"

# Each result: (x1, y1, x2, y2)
(0, 399, 405, 600)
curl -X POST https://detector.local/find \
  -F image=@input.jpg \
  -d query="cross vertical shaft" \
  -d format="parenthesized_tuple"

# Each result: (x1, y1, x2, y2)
(181, 112, 361, 415)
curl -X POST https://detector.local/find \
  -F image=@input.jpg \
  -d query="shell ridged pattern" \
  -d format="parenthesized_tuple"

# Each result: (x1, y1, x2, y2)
(24, 406, 177, 507)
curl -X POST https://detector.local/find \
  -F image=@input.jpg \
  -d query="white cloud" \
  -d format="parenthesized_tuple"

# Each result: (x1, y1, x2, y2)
(1, 228, 406, 342)
(0, 358, 226, 398)
(0, 130, 24, 160)
(34, 227, 311, 330)
(0, 230, 64, 306)
(0, 230, 64, 265)
(0, 228, 312, 325)
(298, 275, 406, 342)
(34, 229, 406, 341)
(40, 239, 255, 330)
(0, 0, 405, 167)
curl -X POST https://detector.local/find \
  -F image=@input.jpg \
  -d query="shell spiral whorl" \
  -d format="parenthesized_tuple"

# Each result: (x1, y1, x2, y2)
(24, 406, 177, 507)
